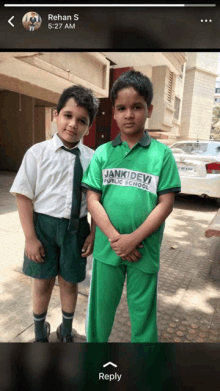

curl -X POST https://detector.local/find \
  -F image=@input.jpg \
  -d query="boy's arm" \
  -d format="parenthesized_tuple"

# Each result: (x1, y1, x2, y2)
(87, 190, 119, 240)
(86, 190, 143, 262)
(110, 192, 175, 257)
(81, 218, 96, 257)
(16, 194, 45, 263)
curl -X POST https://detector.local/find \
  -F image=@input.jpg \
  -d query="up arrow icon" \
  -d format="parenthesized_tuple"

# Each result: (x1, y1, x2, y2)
(103, 362, 117, 368)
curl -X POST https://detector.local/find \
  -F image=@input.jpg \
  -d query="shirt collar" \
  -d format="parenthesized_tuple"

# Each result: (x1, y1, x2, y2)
(111, 131, 151, 147)
(52, 133, 83, 153)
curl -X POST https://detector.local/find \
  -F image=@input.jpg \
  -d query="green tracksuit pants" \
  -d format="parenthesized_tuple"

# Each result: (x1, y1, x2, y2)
(86, 259, 158, 343)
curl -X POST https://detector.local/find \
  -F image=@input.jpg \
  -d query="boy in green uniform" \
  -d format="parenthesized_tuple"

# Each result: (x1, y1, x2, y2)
(82, 70, 181, 342)
(10, 85, 99, 342)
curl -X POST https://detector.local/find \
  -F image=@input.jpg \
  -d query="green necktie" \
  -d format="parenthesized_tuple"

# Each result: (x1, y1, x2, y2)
(62, 146, 83, 232)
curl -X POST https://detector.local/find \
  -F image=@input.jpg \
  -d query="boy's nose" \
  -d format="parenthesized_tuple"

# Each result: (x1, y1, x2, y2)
(69, 119, 77, 128)
(125, 109, 134, 118)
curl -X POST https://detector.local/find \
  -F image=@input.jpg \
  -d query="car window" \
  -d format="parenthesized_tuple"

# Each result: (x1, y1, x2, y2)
(171, 143, 208, 154)
(171, 142, 220, 156)
(207, 144, 220, 156)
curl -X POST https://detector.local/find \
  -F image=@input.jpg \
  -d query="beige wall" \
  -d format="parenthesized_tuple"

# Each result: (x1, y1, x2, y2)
(187, 52, 219, 75)
(36, 53, 108, 91)
(180, 53, 218, 141)
(149, 66, 176, 133)
(0, 52, 111, 171)
(133, 65, 152, 79)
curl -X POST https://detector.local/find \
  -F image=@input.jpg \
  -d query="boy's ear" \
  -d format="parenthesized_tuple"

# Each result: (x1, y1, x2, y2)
(84, 125, 91, 137)
(53, 109, 58, 123)
(147, 105, 153, 119)
(113, 107, 116, 120)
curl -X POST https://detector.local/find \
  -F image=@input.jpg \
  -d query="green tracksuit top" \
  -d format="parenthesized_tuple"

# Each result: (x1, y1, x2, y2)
(82, 132, 181, 273)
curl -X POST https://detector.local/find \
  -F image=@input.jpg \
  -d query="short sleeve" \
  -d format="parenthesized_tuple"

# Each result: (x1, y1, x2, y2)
(81, 153, 103, 194)
(10, 148, 38, 200)
(157, 149, 181, 195)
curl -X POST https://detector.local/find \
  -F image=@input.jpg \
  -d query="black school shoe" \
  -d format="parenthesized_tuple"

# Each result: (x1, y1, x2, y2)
(56, 324, 74, 343)
(34, 321, 50, 342)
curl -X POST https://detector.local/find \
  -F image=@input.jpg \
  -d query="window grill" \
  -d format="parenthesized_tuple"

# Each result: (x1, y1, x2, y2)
(167, 71, 173, 102)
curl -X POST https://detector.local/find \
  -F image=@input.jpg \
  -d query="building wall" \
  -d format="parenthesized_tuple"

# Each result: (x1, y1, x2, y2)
(170, 70, 185, 143)
(149, 66, 176, 133)
(179, 69, 195, 140)
(189, 69, 217, 140)
(0, 52, 111, 168)
(21, 52, 109, 95)
(180, 52, 218, 141)
(194, 52, 219, 74)
(0, 53, 110, 103)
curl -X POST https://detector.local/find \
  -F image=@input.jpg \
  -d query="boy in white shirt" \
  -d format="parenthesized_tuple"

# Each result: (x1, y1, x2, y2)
(10, 85, 99, 342)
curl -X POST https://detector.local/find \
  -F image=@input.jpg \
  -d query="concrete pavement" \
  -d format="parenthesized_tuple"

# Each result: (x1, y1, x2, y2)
(1, 171, 220, 343)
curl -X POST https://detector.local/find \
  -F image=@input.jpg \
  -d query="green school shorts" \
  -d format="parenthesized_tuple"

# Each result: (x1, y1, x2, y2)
(23, 212, 90, 283)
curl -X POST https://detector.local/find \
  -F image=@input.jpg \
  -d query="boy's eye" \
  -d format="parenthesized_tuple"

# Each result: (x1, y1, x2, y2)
(118, 107, 125, 111)
(65, 114, 72, 118)
(80, 119, 86, 124)
(134, 105, 141, 110)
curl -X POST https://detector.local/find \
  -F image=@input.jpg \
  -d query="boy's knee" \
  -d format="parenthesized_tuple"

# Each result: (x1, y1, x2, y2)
(58, 276, 77, 294)
(34, 278, 55, 295)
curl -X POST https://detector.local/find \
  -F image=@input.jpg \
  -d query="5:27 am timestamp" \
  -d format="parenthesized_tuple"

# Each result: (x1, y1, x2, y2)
(48, 23, 76, 29)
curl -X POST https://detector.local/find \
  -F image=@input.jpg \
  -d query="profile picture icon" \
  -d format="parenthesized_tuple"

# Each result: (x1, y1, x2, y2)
(22, 11, 42, 31)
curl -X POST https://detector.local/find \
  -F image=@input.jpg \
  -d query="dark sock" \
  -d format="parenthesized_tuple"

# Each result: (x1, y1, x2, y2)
(33, 311, 47, 341)
(61, 310, 74, 337)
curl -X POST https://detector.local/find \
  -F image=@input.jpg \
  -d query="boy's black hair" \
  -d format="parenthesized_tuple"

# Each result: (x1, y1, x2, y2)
(110, 70, 153, 108)
(57, 84, 99, 126)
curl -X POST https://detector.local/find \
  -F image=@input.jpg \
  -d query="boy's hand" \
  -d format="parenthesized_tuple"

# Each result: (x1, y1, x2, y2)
(81, 233, 95, 257)
(25, 238, 45, 263)
(121, 249, 143, 263)
(109, 234, 143, 261)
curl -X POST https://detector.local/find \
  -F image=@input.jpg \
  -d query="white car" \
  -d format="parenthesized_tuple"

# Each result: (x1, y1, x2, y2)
(170, 140, 220, 204)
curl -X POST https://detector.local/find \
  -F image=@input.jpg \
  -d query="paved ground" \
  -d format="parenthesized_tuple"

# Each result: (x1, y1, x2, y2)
(1, 171, 220, 343)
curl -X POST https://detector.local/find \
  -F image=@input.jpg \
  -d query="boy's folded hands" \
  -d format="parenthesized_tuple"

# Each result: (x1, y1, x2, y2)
(25, 238, 45, 263)
(109, 234, 143, 262)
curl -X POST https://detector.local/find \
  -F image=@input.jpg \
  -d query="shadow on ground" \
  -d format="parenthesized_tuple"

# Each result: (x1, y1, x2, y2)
(157, 194, 220, 341)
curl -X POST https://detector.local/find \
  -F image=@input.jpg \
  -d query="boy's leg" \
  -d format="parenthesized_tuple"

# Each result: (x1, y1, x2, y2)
(57, 216, 90, 341)
(58, 274, 78, 338)
(33, 277, 55, 341)
(86, 259, 126, 342)
(127, 267, 158, 343)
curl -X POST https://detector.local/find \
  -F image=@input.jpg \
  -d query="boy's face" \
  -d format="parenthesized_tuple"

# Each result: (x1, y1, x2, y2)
(113, 87, 153, 139)
(54, 98, 90, 148)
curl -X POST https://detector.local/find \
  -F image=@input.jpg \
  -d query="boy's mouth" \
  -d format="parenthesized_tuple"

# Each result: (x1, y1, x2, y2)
(124, 123, 135, 127)
(66, 130, 77, 136)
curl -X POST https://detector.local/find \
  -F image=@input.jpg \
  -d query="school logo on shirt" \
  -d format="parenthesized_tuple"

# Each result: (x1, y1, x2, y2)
(102, 168, 159, 194)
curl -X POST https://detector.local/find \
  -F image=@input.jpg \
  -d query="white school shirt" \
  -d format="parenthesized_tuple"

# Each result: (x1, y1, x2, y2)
(10, 133, 94, 219)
